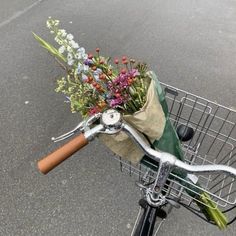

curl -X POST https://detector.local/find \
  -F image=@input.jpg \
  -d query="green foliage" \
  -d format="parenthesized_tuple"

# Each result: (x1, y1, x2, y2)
(33, 32, 66, 62)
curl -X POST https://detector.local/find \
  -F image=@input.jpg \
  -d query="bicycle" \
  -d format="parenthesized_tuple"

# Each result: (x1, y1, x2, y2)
(37, 82, 236, 236)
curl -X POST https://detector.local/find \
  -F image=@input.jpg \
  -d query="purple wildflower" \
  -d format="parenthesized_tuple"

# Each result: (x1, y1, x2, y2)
(114, 69, 139, 87)
(109, 97, 124, 108)
(106, 68, 139, 108)
(84, 59, 93, 66)
(129, 69, 140, 78)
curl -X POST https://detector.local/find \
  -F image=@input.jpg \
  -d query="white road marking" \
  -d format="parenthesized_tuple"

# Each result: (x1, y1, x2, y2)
(0, 0, 44, 29)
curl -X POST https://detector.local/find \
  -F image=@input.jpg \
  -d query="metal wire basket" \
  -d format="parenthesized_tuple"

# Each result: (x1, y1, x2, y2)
(112, 82, 236, 211)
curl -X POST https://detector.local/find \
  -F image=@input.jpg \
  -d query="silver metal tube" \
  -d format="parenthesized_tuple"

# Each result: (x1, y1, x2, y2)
(84, 124, 105, 140)
(122, 124, 176, 165)
(122, 123, 236, 177)
(175, 159, 236, 176)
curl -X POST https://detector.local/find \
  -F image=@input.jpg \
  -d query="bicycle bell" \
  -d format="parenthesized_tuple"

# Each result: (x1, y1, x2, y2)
(101, 109, 122, 133)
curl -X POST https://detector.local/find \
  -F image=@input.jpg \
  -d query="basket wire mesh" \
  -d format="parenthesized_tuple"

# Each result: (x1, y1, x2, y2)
(113, 82, 236, 211)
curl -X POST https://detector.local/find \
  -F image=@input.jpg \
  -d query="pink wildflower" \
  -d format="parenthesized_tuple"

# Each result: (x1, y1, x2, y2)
(88, 106, 101, 116)
(109, 97, 124, 108)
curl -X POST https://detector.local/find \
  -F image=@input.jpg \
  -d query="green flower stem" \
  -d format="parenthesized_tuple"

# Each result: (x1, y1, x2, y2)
(136, 89, 144, 106)
(130, 99, 139, 111)
(33, 33, 66, 63)
(127, 103, 136, 113)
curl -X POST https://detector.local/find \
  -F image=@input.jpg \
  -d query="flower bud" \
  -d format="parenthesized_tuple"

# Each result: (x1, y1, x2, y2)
(96, 84, 101, 89)
(114, 58, 119, 64)
(122, 56, 127, 61)
(88, 53, 93, 59)
(130, 59, 136, 63)
(121, 68, 126, 74)
(99, 74, 106, 80)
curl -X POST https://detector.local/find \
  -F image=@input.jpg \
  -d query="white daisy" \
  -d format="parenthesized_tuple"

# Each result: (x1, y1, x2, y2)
(82, 53, 88, 60)
(77, 47, 85, 54)
(69, 40, 79, 49)
(67, 34, 74, 40)
(57, 40, 63, 45)
(54, 20, 59, 26)
(71, 42, 79, 49)
(58, 46, 65, 54)
(55, 37, 63, 45)
(75, 53, 82, 60)
(58, 29, 67, 37)
(67, 53, 73, 61)
(68, 60, 74, 66)
(83, 65, 89, 72)
(67, 46, 73, 52)
(54, 36, 59, 43)
(46, 21, 51, 29)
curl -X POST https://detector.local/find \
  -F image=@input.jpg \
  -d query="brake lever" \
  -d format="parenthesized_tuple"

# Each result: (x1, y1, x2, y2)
(51, 121, 85, 142)
(51, 113, 102, 142)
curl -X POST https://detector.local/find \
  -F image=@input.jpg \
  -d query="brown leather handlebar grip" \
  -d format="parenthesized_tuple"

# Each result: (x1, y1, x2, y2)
(37, 133, 88, 174)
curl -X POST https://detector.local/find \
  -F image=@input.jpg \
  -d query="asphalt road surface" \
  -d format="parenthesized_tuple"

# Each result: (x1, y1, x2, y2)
(0, 0, 236, 235)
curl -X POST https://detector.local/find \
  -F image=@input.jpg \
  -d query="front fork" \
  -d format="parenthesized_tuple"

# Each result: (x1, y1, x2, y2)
(133, 199, 167, 236)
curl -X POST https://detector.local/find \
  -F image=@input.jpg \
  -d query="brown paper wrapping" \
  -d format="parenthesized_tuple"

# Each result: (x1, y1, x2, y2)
(99, 79, 166, 164)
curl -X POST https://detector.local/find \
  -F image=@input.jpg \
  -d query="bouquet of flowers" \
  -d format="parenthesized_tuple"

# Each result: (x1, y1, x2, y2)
(34, 17, 228, 229)
(34, 18, 151, 118)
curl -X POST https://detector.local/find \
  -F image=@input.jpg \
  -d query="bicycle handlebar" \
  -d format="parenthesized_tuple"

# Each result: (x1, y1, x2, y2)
(37, 110, 236, 177)
(38, 133, 88, 174)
